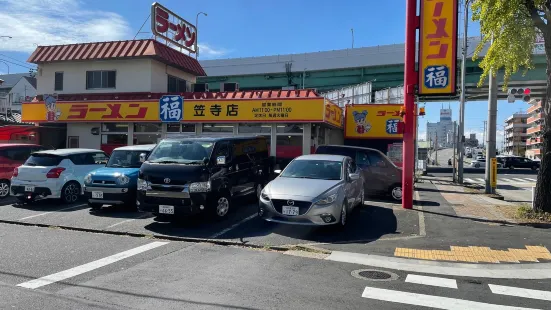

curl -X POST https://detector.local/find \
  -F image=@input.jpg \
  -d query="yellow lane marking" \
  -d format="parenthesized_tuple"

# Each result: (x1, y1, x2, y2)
(394, 246, 551, 263)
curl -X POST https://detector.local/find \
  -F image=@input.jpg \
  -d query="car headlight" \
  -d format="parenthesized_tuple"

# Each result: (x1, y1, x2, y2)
(84, 174, 92, 184)
(117, 174, 130, 185)
(260, 190, 270, 200)
(315, 193, 337, 205)
(137, 178, 150, 191)
(190, 181, 211, 193)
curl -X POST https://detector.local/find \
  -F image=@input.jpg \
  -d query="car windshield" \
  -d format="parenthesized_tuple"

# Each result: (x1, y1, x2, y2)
(147, 140, 214, 164)
(280, 159, 342, 180)
(106, 150, 150, 168)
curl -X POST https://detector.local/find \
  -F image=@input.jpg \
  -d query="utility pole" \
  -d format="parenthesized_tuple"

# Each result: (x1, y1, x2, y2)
(457, 0, 469, 184)
(435, 135, 438, 165)
(453, 121, 457, 182)
(485, 36, 498, 194)
(483, 121, 487, 148)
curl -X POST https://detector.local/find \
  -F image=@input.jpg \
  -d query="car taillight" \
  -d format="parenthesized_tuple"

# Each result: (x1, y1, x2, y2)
(12, 167, 18, 177)
(46, 167, 65, 178)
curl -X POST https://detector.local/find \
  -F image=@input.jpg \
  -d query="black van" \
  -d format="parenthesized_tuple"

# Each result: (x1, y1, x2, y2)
(137, 136, 273, 220)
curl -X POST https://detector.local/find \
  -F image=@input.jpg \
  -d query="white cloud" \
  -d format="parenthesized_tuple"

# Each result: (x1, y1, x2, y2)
(197, 43, 229, 59)
(0, 0, 132, 53)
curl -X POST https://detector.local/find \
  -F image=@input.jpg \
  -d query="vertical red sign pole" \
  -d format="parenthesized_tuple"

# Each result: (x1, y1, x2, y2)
(402, 0, 419, 209)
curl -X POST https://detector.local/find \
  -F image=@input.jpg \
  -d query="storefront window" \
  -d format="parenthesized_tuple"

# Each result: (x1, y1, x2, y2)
(276, 124, 303, 134)
(133, 134, 161, 145)
(202, 124, 234, 133)
(102, 134, 127, 144)
(167, 124, 181, 132)
(134, 123, 161, 133)
(182, 124, 195, 132)
(102, 123, 128, 133)
(238, 123, 271, 134)
(167, 124, 195, 133)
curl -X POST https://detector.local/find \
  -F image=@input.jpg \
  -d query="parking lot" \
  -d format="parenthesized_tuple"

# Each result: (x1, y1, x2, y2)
(0, 195, 421, 250)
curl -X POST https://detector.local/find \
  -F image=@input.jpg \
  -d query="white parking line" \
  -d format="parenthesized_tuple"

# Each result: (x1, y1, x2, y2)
(17, 241, 168, 289)
(405, 274, 457, 289)
(17, 204, 87, 221)
(209, 213, 257, 239)
(361, 287, 538, 310)
(105, 213, 149, 229)
(489, 284, 551, 301)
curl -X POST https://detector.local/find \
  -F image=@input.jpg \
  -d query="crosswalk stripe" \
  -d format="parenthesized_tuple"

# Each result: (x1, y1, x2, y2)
(465, 178, 476, 183)
(361, 287, 538, 310)
(476, 178, 485, 183)
(489, 284, 551, 301)
(512, 178, 528, 183)
(17, 241, 168, 289)
(524, 178, 537, 182)
(500, 178, 515, 183)
(405, 274, 457, 289)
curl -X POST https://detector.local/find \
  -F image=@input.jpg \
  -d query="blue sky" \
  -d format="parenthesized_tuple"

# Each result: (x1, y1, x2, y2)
(0, 0, 531, 145)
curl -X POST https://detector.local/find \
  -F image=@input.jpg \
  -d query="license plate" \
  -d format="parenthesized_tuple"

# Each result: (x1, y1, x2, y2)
(282, 206, 299, 216)
(159, 205, 175, 214)
(91, 191, 103, 199)
(24, 186, 35, 192)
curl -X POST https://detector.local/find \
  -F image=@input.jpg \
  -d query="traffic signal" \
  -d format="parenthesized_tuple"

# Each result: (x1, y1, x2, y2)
(508, 88, 531, 102)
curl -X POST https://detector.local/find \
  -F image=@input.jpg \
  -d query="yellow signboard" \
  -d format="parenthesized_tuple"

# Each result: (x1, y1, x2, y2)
(22, 98, 343, 127)
(345, 104, 403, 139)
(324, 101, 343, 128)
(183, 99, 324, 122)
(22, 101, 159, 122)
(419, 0, 458, 95)
(491, 158, 497, 188)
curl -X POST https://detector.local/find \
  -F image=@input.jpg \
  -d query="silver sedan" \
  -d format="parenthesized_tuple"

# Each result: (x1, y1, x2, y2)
(258, 154, 364, 226)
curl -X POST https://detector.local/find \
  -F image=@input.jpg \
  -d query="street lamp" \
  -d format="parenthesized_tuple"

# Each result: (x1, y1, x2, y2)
(195, 12, 207, 59)
(0, 60, 9, 74)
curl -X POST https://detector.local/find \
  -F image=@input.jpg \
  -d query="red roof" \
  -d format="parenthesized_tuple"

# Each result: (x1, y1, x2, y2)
(27, 39, 206, 77)
(35, 89, 321, 102)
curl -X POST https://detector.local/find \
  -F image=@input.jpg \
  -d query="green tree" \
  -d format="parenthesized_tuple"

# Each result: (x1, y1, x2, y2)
(471, 0, 550, 212)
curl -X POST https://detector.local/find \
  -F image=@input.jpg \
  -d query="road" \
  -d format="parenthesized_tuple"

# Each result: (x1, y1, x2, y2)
(1, 196, 551, 309)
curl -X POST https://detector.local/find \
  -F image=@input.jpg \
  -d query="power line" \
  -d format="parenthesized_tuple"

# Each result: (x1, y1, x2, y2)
(0, 53, 33, 67)
(0, 58, 36, 70)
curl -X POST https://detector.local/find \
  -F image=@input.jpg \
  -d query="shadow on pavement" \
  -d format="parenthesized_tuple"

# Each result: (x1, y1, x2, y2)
(11, 198, 88, 212)
(89, 205, 155, 220)
(221, 205, 399, 244)
(416, 187, 465, 195)
(414, 200, 440, 207)
(0, 196, 17, 206)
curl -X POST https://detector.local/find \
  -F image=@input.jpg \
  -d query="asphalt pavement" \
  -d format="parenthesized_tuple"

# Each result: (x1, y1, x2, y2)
(1, 221, 551, 309)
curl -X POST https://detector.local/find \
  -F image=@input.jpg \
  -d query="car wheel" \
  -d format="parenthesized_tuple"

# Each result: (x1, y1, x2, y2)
(510, 165, 515, 169)
(88, 202, 102, 210)
(0, 180, 10, 198)
(211, 193, 231, 220)
(339, 202, 347, 227)
(475, 163, 480, 168)
(531, 165, 537, 171)
(390, 185, 402, 201)
(61, 181, 80, 204)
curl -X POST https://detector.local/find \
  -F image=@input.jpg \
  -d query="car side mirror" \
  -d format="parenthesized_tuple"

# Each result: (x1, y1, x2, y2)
(274, 169, 282, 174)
(349, 173, 360, 181)
(217, 156, 227, 166)
(139, 153, 147, 163)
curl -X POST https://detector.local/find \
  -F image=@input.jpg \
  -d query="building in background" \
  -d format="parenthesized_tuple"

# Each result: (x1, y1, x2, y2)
(464, 133, 479, 147)
(426, 108, 454, 148)
(0, 73, 36, 123)
(526, 100, 544, 159)
(504, 112, 529, 156)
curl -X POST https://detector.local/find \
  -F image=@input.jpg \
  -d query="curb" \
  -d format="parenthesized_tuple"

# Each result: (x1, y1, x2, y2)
(325, 251, 551, 279)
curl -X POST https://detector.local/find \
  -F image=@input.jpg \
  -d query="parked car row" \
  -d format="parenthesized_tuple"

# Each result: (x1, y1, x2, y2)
(5, 137, 402, 227)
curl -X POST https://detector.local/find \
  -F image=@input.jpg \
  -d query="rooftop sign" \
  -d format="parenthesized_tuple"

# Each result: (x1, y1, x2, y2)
(151, 2, 197, 54)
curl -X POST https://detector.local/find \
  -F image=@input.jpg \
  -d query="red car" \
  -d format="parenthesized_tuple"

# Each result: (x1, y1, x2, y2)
(0, 144, 46, 198)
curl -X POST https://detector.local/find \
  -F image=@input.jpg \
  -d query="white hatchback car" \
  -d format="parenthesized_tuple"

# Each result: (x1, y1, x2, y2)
(11, 149, 109, 204)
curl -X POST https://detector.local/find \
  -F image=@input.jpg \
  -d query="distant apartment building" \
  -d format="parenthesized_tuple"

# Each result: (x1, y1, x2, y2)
(465, 133, 479, 147)
(426, 108, 454, 147)
(504, 112, 529, 156)
(526, 100, 544, 159)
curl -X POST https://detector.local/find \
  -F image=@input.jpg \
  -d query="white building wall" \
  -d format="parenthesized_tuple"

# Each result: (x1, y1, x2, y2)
(8, 78, 36, 111)
(150, 60, 197, 92)
(67, 123, 101, 149)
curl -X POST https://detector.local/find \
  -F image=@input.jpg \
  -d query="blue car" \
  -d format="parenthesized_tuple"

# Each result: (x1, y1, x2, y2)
(83, 144, 156, 210)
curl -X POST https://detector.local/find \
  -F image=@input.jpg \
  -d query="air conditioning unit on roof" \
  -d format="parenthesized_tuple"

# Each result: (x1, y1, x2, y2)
(193, 83, 209, 92)
(220, 82, 239, 92)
